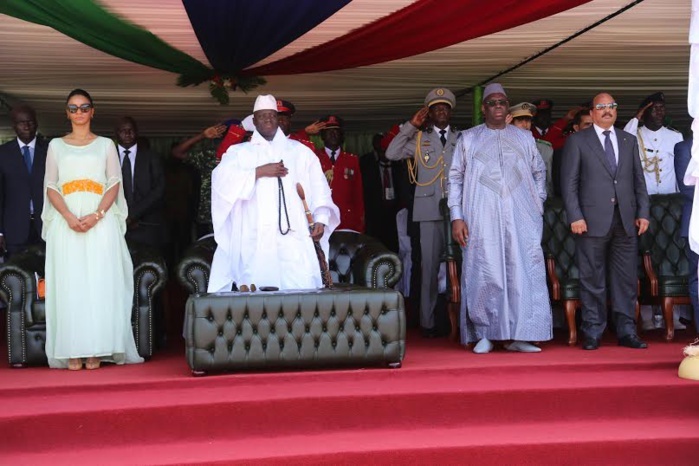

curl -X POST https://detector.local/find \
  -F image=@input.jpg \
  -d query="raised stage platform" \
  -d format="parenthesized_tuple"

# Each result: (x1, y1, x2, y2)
(1, 329, 698, 465)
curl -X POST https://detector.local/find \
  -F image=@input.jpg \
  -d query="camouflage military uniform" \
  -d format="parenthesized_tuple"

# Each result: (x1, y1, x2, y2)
(184, 138, 218, 233)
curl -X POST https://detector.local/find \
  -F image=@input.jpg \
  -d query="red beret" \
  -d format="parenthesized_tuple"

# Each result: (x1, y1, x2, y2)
(320, 115, 344, 129)
(533, 99, 554, 110)
(276, 99, 296, 116)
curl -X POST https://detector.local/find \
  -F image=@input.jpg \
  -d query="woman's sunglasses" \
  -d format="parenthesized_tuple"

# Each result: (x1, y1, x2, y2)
(67, 104, 93, 114)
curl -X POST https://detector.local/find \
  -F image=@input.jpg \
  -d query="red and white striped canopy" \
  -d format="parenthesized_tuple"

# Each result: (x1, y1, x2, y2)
(0, 0, 691, 136)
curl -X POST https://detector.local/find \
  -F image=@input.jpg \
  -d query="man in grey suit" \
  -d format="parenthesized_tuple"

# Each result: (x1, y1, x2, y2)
(386, 88, 458, 337)
(561, 92, 650, 350)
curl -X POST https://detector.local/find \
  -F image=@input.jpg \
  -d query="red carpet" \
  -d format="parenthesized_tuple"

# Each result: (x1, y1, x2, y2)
(1, 330, 698, 465)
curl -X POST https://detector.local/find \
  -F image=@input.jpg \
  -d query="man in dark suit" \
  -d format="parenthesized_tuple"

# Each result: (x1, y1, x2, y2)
(115, 117, 165, 249)
(674, 137, 699, 333)
(360, 133, 408, 253)
(561, 92, 650, 350)
(0, 105, 47, 257)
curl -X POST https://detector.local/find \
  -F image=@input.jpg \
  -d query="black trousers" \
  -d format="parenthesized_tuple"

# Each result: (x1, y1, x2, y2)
(6, 216, 43, 258)
(575, 207, 638, 340)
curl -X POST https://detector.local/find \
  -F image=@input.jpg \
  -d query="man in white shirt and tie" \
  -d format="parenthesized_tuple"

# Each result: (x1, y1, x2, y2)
(0, 105, 48, 257)
(561, 93, 650, 350)
(386, 88, 458, 338)
(115, 117, 165, 249)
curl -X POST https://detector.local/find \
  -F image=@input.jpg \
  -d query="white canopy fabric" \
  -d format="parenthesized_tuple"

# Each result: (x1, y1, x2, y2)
(0, 0, 691, 137)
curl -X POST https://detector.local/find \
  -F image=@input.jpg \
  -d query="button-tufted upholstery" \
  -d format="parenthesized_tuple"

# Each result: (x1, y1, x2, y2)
(0, 242, 168, 366)
(541, 197, 581, 345)
(185, 288, 405, 374)
(639, 193, 691, 341)
(176, 232, 402, 294)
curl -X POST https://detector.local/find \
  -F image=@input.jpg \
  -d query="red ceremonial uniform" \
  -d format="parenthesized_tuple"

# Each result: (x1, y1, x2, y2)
(289, 130, 317, 151)
(380, 124, 400, 151)
(531, 117, 569, 151)
(316, 148, 365, 232)
(215, 124, 247, 160)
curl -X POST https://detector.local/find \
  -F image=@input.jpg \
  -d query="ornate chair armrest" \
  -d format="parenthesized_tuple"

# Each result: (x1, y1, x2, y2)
(131, 244, 169, 294)
(545, 255, 561, 301)
(128, 243, 169, 358)
(175, 238, 216, 294)
(351, 242, 403, 288)
(0, 248, 45, 366)
(0, 249, 44, 306)
(642, 253, 659, 296)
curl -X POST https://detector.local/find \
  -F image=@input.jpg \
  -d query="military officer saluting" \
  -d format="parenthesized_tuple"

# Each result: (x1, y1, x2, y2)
(625, 92, 689, 331)
(315, 115, 365, 233)
(624, 92, 683, 195)
(386, 88, 458, 338)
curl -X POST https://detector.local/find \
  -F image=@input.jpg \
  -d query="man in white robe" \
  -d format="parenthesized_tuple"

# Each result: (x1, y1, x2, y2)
(208, 95, 340, 292)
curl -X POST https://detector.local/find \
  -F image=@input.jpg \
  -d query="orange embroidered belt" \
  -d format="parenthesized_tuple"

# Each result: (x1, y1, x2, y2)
(62, 179, 104, 196)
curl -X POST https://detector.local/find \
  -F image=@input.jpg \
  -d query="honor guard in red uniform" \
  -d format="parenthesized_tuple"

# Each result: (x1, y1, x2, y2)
(530, 98, 587, 152)
(216, 98, 316, 158)
(315, 115, 365, 232)
(276, 99, 317, 151)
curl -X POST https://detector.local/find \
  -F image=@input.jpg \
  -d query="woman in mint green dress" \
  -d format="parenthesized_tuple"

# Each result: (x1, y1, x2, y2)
(42, 89, 143, 370)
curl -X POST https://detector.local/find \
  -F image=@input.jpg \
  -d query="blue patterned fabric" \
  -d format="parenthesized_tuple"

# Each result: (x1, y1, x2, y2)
(448, 125, 553, 344)
(182, 0, 351, 73)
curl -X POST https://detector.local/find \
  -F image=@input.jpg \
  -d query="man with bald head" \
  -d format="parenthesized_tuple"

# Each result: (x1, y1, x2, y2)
(561, 93, 650, 350)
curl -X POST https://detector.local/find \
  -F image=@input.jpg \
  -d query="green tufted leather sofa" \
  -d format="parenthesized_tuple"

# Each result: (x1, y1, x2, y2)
(185, 288, 405, 374)
(175, 231, 403, 294)
(0, 243, 168, 366)
(639, 193, 691, 341)
(542, 198, 645, 345)
(542, 197, 581, 345)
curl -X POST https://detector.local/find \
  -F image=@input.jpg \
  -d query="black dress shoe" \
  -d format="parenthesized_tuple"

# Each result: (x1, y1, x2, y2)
(618, 334, 648, 349)
(421, 327, 439, 338)
(582, 337, 600, 350)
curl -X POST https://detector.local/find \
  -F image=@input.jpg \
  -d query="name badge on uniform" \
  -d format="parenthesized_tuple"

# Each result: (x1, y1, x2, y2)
(385, 187, 395, 201)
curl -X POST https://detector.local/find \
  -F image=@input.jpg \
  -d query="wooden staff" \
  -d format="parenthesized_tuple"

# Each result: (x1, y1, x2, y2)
(296, 183, 333, 288)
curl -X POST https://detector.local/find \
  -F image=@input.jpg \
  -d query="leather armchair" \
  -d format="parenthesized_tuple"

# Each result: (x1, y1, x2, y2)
(543, 198, 641, 345)
(639, 193, 691, 341)
(542, 197, 581, 345)
(0, 242, 168, 367)
(176, 232, 402, 293)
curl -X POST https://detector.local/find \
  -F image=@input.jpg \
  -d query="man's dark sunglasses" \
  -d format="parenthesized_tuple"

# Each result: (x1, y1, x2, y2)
(485, 99, 509, 108)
